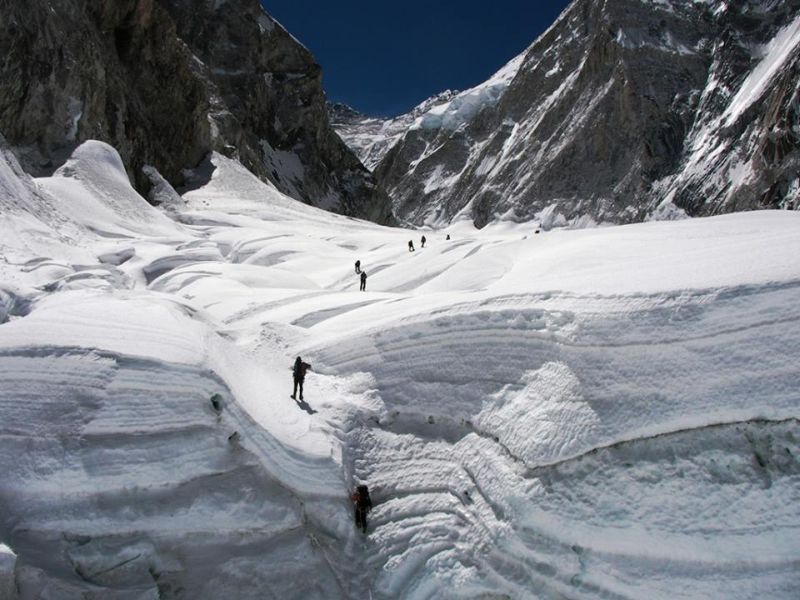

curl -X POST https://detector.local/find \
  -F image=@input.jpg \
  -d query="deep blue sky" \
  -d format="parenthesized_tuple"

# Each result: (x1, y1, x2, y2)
(262, 1, 571, 117)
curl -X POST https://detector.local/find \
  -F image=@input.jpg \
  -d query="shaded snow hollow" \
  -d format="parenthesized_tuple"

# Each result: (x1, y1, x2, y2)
(0, 141, 799, 598)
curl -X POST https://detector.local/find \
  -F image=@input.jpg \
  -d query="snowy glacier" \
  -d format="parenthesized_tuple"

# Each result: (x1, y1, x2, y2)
(0, 140, 799, 598)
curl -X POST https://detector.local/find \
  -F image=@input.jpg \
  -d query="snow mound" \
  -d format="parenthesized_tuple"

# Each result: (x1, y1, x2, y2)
(38, 141, 183, 238)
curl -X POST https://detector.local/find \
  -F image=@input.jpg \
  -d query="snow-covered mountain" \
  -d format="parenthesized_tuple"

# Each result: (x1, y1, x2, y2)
(1, 136, 799, 598)
(329, 91, 459, 171)
(334, 0, 800, 227)
(0, 0, 393, 224)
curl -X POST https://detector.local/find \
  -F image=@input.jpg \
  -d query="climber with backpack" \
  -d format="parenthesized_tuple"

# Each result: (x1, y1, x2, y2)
(291, 356, 311, 401)
(350, 484, 373, 533)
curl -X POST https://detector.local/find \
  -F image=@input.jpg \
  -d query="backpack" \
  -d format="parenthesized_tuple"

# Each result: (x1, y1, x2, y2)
(293, 360, 309, 378)
(355, 484, 372, 510)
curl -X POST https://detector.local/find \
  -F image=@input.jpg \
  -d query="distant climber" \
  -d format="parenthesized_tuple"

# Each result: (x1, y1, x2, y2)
(291, 356, 311, 401)
(408, 240, 415, 252)
(360, 270, 367, 292)
(351, 484, 373, 533)
(355, 260, 361, 274)
(446, 234, 451, 240)
(421, 235, 426, 248)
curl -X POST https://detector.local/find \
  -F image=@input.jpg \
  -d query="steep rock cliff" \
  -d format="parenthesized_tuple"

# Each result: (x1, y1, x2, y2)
(0, 0, 393, 223)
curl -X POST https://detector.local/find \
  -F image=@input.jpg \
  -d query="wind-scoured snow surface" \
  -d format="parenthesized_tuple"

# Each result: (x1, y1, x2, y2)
(1, 140, 799, 598)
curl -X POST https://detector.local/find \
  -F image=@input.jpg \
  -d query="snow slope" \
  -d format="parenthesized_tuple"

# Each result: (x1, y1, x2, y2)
(413, 52, 525, 133)
(1, 141, 799, 598)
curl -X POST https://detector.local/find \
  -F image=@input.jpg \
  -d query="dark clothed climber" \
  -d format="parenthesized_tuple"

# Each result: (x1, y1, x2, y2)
(291, 356, 311, 401)
(351, 484, 373, 533)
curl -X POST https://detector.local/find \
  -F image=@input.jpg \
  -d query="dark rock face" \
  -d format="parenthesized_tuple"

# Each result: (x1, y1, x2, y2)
(339, 0, 800, 227)
(0, 0, 393, 224)
(0, 0, 212, 188)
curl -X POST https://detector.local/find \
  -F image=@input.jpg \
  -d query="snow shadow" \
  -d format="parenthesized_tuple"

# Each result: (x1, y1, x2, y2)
(292, 300, 381, 328)
(177, 154, 217, 194)
(293, 397, 318, 415)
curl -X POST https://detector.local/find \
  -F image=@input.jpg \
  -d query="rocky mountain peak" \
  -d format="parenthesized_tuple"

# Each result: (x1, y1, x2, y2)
(333, 0, 799, 227)
(329, 103, 370, 124)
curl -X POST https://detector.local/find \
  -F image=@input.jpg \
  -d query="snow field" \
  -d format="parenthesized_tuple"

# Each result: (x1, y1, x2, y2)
(0, 141, 798, 598)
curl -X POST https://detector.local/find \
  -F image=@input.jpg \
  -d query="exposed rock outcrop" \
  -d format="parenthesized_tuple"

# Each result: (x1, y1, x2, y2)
(0, 0, 393, 223)
(0, 0, 211, 187)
